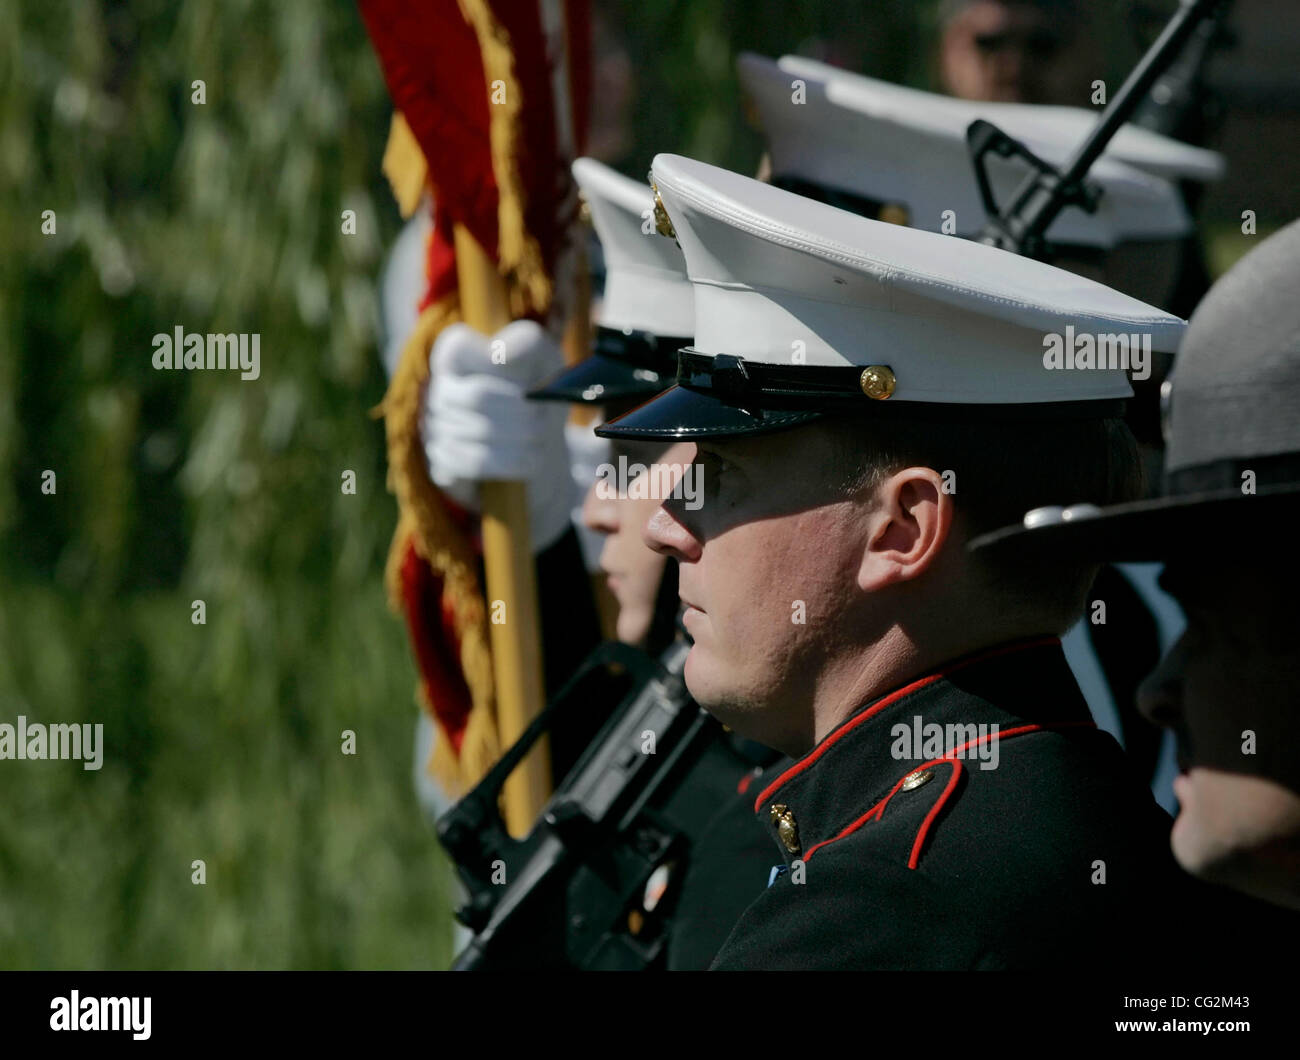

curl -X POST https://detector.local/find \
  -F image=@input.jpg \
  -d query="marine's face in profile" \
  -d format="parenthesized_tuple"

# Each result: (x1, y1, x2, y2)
(641, 424, 872, 754)
(1138, 557, 1300, 909)
(581, 439, 693, 646)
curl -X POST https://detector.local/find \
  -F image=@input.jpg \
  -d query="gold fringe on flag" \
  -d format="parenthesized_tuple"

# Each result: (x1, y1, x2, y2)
(381, 113, 429, 220)
(457, 0, 553, 318)
(380, 295, 501, 798)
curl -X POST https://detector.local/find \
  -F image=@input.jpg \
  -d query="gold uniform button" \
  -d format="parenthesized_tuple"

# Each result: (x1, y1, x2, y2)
(769, 803, 801, 854)
(901, 769, 934, 792)
(859, 365, 896, 400)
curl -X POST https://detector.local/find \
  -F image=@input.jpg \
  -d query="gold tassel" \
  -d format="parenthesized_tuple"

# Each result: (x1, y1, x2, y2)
(457, 0, 553, 317)
(380, 295, 501, 797)
(382, 113, 429, 220)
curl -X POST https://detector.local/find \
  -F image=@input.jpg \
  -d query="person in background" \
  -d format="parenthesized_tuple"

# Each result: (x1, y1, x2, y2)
(937, 0, 1099, 106)
(528, 156, 782, 968)
(971, 219, 1300, 913)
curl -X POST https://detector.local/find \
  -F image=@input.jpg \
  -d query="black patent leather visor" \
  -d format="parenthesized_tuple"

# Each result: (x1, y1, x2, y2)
(597, 349, 1127, 440)
(528, 326, 685, 404)
(529, 353, 666, 404)
(595, 381, 823, 439)
(596, 348, 860, 438)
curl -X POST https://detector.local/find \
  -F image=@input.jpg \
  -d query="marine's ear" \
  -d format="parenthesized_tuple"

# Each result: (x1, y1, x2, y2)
(856, 467, 954, 592)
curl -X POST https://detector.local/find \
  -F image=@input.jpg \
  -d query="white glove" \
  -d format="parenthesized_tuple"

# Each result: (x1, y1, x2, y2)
(422, 320, 574, 552)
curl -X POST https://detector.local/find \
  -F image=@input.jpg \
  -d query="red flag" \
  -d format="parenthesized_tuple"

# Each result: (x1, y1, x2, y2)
(360, 0, 590, 314)
(360, 0, 591, 800)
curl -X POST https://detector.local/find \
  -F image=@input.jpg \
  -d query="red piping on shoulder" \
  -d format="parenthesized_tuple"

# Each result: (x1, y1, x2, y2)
(753, 636, 1060, 813)
(908, 759, 965, 869)
(797, 719, 1097, 868)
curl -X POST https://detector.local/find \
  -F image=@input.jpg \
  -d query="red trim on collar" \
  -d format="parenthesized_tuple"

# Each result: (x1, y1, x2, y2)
(752, 636, 1060, 813)
(797, 719, 1097, 866)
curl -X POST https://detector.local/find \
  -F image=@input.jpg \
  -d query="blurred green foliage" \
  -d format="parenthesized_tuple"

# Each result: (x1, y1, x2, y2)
(0, 0, 450, 969)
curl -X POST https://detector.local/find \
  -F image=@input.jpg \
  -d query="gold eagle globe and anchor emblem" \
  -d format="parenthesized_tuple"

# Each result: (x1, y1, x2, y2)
(769, 803, 802, 855)
(859, 364, 896, 400)
(648, 177, 677, 239)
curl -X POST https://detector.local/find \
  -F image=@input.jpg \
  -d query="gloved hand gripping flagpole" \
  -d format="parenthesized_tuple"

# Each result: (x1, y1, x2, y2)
(452, 224, 551, 838)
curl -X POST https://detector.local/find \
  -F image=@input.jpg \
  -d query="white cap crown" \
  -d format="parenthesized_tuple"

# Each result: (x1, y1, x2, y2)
(573, 157, 694, 337)
(651, 153, 1187, 406)
(739, 53, 1225, 248)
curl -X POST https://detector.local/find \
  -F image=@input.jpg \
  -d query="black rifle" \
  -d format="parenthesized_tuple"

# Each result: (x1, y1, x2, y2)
(439, 633, 749, 969)
(1130, 0, 1235, 144)
(969, 0, 1230, 260)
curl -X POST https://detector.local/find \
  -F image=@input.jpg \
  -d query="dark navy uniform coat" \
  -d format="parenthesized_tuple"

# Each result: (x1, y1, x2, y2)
(709, 637, 1226, 970)
(666, 749, 791, 970)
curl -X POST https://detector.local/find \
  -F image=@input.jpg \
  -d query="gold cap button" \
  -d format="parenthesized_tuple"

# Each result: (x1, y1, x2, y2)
(859, 365, 896, 400)
(901, 769, 934, 792)
(649, 180, 676, 238)
(769, 804, 801, 854)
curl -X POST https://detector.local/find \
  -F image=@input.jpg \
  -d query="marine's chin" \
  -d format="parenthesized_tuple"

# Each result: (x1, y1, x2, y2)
(683, 643, 734, 720)
(1173, 836, 1300, 912)
(1171, 768, 1300, 910)
(681, 640, 706, 700)
(684, 650, 795, 753)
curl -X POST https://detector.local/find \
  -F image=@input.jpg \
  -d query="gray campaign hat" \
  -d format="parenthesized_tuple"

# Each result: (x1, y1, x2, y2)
(970, 218, 1300, 561)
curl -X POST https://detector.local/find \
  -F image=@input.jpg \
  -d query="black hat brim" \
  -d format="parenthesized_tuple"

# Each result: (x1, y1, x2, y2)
(528, 355, 667, 404)
(594, 384, 823, 440)
(968, 485, 1300, 563)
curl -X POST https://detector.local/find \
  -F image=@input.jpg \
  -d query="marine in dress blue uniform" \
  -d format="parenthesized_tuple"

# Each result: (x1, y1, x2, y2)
(739, 51, 1227, 804)
(595, 153, 1244, 970)
(530, 157, 780, 969)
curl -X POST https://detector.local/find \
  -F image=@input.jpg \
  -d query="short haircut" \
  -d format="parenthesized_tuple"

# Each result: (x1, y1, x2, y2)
(819, 411, 1145, 630)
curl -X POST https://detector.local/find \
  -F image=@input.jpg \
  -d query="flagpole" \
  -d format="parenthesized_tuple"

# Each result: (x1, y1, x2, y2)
(452, 223, 551, 838)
